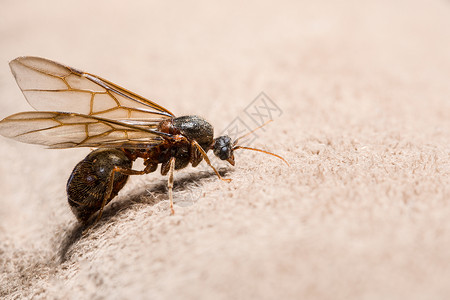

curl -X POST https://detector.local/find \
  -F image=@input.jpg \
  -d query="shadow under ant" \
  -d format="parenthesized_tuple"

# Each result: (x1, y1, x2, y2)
(58, 168, 231, 262)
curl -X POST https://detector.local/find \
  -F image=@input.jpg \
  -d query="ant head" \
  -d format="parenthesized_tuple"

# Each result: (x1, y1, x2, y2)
(212, 135, 235, 166)
(211, 121, 289, 167)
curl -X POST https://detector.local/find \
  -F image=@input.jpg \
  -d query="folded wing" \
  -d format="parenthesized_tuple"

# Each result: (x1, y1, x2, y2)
(0, 111, 167, 149)
(9, 56, 174, 124)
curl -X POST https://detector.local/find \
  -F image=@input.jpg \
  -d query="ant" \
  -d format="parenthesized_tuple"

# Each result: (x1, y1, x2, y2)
(0, 56, 288, 225)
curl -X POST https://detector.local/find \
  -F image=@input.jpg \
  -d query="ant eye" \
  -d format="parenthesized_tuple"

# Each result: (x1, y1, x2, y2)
(219, 146, 230, 160)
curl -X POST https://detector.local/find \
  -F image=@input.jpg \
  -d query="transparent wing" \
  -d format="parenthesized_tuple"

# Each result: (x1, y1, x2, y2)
(0, 111, 168, 149)
(9, 56, 175, 125)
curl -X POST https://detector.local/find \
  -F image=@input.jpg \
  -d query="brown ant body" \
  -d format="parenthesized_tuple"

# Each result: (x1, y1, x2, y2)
(0, 57, 288, 225)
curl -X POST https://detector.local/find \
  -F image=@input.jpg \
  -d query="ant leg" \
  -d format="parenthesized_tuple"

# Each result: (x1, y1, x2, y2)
(191, 140, 232, 182)
(91, 164, 156, 227)
(167, 157, 176, 215)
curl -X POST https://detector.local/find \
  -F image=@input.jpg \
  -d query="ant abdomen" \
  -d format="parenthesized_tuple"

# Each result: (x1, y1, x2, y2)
(67, 149, 132, 223)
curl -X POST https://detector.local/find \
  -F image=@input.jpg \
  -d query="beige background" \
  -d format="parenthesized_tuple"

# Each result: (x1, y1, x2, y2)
(1, 0, 450, 299)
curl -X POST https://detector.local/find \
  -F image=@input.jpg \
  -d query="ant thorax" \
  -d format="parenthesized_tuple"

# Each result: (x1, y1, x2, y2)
(159, 115, 214, 151)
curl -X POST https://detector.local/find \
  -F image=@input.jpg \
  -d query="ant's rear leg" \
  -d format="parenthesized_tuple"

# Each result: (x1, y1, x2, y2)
(67, 149, 157, 226)
(92, 162, 157, 225)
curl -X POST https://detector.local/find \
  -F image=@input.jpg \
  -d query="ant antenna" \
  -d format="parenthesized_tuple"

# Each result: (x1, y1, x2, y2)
(233, 120, 273, 146)
(232, 120, 289, 167)
(232, 145, 289, 166)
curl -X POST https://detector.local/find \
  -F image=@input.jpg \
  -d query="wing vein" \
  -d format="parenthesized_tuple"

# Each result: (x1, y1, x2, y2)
(2, 56, 178, 149)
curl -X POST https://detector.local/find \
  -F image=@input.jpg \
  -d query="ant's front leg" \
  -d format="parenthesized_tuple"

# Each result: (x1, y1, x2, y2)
(191, 140, 232, 182)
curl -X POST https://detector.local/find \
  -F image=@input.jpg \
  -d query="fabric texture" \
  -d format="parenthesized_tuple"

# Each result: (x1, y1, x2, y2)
(1, 1, 450, 299)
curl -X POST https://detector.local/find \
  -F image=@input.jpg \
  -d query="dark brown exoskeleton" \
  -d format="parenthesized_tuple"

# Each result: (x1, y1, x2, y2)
(0, 56, 289, 226)
(67, 115, 218, 222)
(67, 149, 132, 223)
(67, 115, 287, 223)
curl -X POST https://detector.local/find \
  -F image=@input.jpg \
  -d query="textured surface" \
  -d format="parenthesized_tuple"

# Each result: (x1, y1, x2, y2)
(1, 0, 450, 299)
